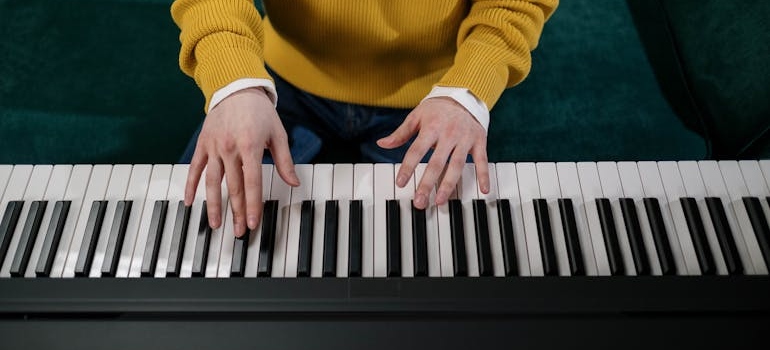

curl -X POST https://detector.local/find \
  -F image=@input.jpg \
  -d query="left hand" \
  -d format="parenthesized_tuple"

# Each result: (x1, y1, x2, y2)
(377, 97, 489, 209)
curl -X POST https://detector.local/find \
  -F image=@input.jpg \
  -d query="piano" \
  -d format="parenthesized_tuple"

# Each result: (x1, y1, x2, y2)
(1, 161, 769, 349)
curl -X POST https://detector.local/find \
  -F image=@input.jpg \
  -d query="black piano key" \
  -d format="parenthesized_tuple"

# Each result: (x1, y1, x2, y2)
(74, 200, 108, 277)
(0, 201, 24, 265)
(322, 200, 338, 277)
(101, 200, 132, 277)
(191, 201, 212, 277)
(140, 200, 169, 277)
(231, 233, 248, 277)
(743, 196, 770, 266)
(348, 200, 363, 277)
(533, 199, 558, 276)
(166, 201, 191, 277)
(619, 198, 650, 276)
(472, 199, 493, 277)
(321, 200, 339, 277)
(596, 198, 624, 276)
(10, 200, 47, 277)
(257, 200, 278, 277)
(448, 199, 467, 277)
(558, 198, 584, 276)
(705, 197, 743, 275)
(680, 197, 715, 275)
(411, 202, 429, 277)
(297, 200, 314, 277)
(36, 201, 71, 277)
(386, 199, 401, 277)
(643, 198, 676, 275)
(496, 199, 518, 276)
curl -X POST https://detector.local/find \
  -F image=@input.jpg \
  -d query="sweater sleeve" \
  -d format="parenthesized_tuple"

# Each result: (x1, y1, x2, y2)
(437, 0, 559, 109)
(171, 0, 270, 111)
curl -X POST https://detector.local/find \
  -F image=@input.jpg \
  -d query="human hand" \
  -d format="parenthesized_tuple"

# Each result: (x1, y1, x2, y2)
(376, 97, 489, 209)
(184, 87, 299, 237)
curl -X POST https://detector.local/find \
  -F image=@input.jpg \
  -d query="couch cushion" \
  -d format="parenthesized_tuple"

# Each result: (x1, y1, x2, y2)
(627, 0, 770, 159)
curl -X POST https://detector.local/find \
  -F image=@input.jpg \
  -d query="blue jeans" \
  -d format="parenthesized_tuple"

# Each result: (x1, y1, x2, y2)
(180, 69, 417, 164)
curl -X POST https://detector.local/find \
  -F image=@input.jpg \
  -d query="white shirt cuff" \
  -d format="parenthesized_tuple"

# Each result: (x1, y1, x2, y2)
(208, 78, 278, 113)
(422, 86, 490, 133)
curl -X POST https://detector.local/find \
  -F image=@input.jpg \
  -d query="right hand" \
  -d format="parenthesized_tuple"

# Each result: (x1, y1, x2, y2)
(184, 87, 300, 237)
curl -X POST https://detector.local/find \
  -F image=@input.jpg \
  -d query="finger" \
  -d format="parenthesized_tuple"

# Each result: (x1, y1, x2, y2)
(396, 133, 434, 189)
(471, 143, 490, 194)
(414, 141, 453, 210)
(223, 154, 246, 237)
(377, 113, 418, 149)
(185, 147, 207, 206)
(270, 129, 300, 187)
(205, 158, 224, 229)
(435, 147, 469, 205)
(242, 149, 264, 233)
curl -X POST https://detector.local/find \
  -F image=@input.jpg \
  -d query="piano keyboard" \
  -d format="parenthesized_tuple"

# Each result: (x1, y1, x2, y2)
(1, 160, 770, 280)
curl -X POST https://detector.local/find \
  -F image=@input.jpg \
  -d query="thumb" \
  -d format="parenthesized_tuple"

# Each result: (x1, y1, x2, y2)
(377, 114, 418, 149)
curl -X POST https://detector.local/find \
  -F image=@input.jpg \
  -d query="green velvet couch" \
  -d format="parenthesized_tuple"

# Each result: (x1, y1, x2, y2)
(0, 0, 767, 165)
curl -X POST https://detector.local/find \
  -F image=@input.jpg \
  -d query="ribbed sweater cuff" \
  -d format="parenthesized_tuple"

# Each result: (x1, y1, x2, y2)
(194, 41, 271, 111)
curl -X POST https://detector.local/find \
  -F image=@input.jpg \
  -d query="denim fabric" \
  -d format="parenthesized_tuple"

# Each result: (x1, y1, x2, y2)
(180, 69, 416, 164)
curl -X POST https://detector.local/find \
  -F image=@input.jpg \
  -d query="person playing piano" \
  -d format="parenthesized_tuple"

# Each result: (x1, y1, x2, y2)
(171, 0, 559, 237)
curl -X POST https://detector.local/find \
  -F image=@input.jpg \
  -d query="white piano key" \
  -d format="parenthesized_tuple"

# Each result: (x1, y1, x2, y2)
(333, 164, 353, 277)
(678, 161, 728, 275)
(496, 163, 531, 276)
(310, 164, 333, 278)
(556, 162, 598, 276)
(576, 162, 611, 276)
(435, 167, 455, 278)
(26, 165, 72, 277)
(270, 165, 293, 278)
(536, 163, 570, 276)
(0, 165, 13, 199)
(739, 161, 770, 240)
(204, 177, 229, 278)
(760, 160, 770, 189)
(115, 165, 153, 278)
(414, 163, 441, 277)
(516, 163, 544, 276)
(50, 165, 92, 278)
(155, 164, 188, 277)
(216, 197, 235, 278)
(180, 170, 207, 278)
(720, 161, 768, 273)
(457, 163, 479, 277)
(394, 164, 416, 277)
(657, 161, 701, 275)
(617, 162, 662, 276)
(284, 164, 314, 278)
(62, 165, 111, 278)
(699, 161, 756, 274)
(245, 164, 273, 278)
(353, 163, 374, 277)
(373, 163, 394, 277)
(129, 165, 172, 278)
(637, 162, 688, 275)
(597, 162, 636, 276)
(89, 165, 133, 277)
(1, 165, 52, 277)
(74, 171, 114, 278)
(478, 163, 505, 277)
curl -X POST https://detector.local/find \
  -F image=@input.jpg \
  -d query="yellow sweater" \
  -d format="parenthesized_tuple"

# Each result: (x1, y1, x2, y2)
(171, 0, 558, 111)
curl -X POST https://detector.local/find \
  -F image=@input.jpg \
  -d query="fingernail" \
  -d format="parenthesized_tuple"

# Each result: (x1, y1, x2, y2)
(210, 216, 220, 228)
(414, 193, 427, 208)
(435, 190, 447, 205)
(396, 174, 407, 187)
(248, 215, 257, 230)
